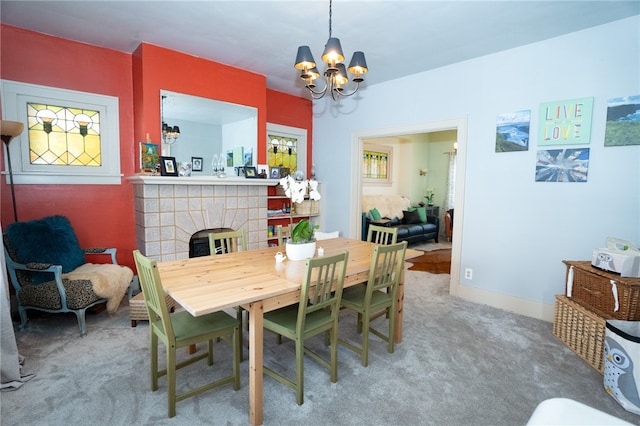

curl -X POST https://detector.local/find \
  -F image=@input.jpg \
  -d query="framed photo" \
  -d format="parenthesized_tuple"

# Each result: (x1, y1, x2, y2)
(140, 142, 159, 172)
(269, 166, 280, 179)
(244, 166, 257, 178)
(160, 156, 178, 176)
(191, 156, 203, 172)
(280, 167, 290, 178)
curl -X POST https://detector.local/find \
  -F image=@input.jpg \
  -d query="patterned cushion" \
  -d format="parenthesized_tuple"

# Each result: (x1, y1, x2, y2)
(18, 279, 102, 310)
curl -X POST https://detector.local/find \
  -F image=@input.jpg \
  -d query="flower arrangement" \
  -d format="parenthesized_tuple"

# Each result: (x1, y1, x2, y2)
(279, 175, 321, 204)
(424, 188, 435, 205)
(279, 175, 321, 243)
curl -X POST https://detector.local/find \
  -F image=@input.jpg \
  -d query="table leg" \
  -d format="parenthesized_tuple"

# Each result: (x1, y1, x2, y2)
(249, 301, 264, 426)
(395, 265, 406, 343)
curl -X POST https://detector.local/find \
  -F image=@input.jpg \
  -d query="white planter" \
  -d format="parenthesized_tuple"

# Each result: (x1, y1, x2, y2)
(285, 241, 316, 261)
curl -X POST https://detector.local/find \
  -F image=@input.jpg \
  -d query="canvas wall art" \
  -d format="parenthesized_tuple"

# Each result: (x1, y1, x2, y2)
(538, 97, 593, 146)
(495, 110, 530, 152)
(604, 95, 640, 147)
(535, 148, 590, 182)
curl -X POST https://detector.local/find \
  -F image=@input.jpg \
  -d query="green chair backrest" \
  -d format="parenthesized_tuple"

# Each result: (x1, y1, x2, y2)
(296, 251, 349, 334)
(365, 241, 407, 303)
(367, 224, 398, 245)
(277, 225, 292, 247)
(209, 229, 247, 254)
(133, 250, 175, 343)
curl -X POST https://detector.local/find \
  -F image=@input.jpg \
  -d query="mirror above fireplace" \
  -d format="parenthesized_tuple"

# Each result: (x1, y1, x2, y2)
(160, 90, 258, 175)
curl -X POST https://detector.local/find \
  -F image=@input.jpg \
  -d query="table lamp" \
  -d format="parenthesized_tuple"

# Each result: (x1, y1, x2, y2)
(1, 120, 25, 222)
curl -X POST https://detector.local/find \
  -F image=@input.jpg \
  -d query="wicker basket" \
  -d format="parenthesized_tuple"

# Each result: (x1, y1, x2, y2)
(563, 260, 640, 320)
(553, 294, 606, 374)
(294, 200, 319, 215)
(129, 291, 178, 326)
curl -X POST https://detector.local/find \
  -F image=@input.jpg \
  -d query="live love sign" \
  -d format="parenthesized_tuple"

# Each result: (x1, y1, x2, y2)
(538, 97, 593, 146)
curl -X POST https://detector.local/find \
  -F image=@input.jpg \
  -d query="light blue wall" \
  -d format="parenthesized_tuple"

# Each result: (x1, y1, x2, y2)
(313, 16, 639, 308)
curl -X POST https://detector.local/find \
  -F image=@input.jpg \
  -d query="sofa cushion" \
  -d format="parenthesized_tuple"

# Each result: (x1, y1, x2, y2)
(369, 208, 382, 221)
(408, 206, 427, 223)
(402, 210, 422, 224)
(5, 215, 86, 284)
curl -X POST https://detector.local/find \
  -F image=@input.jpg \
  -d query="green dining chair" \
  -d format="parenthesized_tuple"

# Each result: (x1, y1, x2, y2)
(208, 229, 247, 254)
(339, 241, 407, 367)
(263, 251, 349, 405)
(366, 224, 398, 245)
(208, 229, 248, 358)
(133, 250, 241, 418)
(277, 225, 292, 247)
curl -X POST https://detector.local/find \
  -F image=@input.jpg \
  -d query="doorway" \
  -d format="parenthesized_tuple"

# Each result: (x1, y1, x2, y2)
(349, 117, 467, 296)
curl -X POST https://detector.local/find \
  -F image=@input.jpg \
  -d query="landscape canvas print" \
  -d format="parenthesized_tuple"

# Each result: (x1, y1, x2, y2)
(535, 148, 590, 182)
(604, 95, 640, 147)
(495, 110, 530, 152)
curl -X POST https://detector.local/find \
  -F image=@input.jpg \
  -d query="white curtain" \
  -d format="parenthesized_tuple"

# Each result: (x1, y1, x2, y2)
(445, 152, 456, 210)
(1, 223, 34, 390)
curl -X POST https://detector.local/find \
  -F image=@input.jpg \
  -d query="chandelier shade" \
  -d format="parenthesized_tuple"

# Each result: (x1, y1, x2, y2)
(294, 0, 368, 101)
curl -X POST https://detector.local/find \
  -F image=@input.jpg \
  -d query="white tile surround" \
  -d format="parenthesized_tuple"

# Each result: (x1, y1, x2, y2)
(128, 176, 274, 261)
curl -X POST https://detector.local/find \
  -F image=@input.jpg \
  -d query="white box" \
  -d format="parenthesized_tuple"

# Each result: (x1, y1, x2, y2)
(592, 237, 640, 278)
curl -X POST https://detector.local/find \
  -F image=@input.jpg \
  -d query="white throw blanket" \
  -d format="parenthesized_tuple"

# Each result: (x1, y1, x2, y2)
(62, 263, 133, 313)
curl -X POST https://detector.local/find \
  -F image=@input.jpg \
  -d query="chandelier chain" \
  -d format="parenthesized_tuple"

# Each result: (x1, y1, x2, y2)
(328, 0, 332, 38)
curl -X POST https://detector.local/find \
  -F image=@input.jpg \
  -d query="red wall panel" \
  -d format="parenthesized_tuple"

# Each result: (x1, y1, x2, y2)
(1, 25, 312, 271)
(0, 24, 136, 268)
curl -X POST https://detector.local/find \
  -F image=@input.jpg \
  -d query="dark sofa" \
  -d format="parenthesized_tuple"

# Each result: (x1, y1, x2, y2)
(363, 213, 439, 245)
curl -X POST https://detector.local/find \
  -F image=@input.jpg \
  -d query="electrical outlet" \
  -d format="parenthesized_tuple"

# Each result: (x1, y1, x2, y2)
(465, 268, 473, 280)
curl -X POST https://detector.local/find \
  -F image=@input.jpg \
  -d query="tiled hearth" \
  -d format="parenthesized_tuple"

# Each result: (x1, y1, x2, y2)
(128, 176, 272, 261)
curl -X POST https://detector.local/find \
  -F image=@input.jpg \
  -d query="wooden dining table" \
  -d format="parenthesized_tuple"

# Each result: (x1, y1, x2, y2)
(156, 237, 421, 425)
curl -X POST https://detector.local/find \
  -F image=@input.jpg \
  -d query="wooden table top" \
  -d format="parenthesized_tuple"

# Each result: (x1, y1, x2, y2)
(157, 238, 421, 316)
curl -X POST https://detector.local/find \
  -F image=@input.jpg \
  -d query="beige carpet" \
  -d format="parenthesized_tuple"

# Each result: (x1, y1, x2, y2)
(2, 269, 638, 425)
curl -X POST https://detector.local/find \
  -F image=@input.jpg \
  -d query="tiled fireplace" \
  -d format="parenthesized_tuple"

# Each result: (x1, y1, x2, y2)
(128, 176, 273, 261)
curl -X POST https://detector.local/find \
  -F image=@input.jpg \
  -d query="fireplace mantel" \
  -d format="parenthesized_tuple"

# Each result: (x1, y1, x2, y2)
(126, 175, 277, 186)
(128, 175, 275, 261)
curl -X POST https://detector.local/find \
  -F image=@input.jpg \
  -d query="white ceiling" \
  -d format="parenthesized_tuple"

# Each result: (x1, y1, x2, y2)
(2, 1, 638, 100)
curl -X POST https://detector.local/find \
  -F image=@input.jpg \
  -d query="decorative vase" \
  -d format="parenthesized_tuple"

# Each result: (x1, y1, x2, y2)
(285, 240, 317, 261)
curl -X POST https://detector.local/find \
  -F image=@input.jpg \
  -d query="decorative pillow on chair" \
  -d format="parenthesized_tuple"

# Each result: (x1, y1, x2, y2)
(369, 208, 382, 221)
(5, 215, 86, 284)
(402, 210, 422, 224)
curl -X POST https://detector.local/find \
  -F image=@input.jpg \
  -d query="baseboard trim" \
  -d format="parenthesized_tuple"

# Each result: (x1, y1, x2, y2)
(454, 283, 555, 323)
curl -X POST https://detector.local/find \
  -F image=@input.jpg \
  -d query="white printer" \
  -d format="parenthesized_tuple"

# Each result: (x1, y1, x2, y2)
(592, 237, 640, 278)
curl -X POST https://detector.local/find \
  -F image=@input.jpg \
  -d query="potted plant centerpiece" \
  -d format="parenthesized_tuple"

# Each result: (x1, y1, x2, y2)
(279, 175, 321, 261)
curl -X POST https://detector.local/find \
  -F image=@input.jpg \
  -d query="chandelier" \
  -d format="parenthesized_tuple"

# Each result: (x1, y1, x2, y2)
(294, 0, 368, 101)
(161, 95, 180, 146)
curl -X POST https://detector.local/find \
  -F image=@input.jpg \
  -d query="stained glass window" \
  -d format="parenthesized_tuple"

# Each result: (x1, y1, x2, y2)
(363, 149, 388, 179)
(27, 102, 102, 166)
(267, 134, 297, 172)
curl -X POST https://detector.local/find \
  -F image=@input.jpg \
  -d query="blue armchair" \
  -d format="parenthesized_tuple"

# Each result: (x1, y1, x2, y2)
(3, 215, 133, 336)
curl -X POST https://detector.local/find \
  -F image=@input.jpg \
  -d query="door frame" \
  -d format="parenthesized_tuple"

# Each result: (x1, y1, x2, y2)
(349, 117, 467, 296)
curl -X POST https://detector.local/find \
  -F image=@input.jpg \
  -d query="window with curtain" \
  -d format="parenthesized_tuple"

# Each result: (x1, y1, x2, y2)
(445, 152, 456, 210)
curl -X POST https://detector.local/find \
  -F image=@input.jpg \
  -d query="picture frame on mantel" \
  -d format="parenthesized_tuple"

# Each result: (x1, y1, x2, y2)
(160, 156, 178, 176)
(244, 166, 257, 178)
(191, 156, 203, 172)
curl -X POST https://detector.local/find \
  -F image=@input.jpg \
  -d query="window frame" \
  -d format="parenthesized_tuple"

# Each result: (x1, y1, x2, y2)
(1, 80, 122, 185)
(363, 142, 392, 186)
(266, 123, 307, 177)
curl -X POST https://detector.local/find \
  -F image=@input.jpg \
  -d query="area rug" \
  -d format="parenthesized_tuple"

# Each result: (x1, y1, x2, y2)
(407, 248, 451, 273)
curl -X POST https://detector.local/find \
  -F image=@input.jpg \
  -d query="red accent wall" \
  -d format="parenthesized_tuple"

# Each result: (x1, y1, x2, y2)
(266, 89, 313, 176)
(1, 25, 312, 269)
(0, 24, 136, 268)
